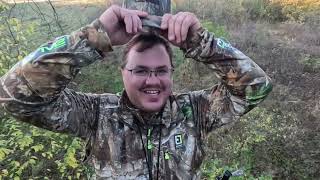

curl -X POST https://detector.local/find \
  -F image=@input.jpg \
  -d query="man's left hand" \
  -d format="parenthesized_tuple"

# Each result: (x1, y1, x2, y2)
(160, 12, 201, 46)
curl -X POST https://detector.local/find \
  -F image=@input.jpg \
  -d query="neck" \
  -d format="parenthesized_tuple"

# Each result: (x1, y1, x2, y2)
(140, 110, 159, 119)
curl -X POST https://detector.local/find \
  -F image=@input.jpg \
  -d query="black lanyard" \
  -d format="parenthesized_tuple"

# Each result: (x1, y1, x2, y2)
(138, 126, 162, 180)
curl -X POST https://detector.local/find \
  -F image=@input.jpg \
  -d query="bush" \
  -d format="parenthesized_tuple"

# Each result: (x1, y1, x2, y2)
(0, 5, 36, 76)
(174, 0, 320, 24)
(298, 54, 320, 73)
(202, 20, 230, 39)
(271, 0, 320, 22)
(0, 3, 92, 179)
(203, 107, 308, 179)
(0, 117, 92, 179)
(73, 58, 124, 94)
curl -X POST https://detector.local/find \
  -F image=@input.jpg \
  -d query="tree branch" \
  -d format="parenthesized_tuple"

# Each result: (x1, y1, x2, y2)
(30, 0, 54, 36)
(47, 0, 64, 34)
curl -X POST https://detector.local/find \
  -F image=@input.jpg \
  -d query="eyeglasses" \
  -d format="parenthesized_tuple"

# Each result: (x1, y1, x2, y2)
(125, 67, 174, 78)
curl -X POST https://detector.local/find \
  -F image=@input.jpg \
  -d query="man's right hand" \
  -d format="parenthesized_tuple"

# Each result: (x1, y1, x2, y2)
(99, 5, 148, 46)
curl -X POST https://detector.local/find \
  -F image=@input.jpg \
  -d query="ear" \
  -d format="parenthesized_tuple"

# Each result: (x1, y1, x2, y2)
(120, 68, 125, 76)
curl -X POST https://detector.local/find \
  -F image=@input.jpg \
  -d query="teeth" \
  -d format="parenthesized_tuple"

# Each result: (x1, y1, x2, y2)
(144, 90, 160, 94)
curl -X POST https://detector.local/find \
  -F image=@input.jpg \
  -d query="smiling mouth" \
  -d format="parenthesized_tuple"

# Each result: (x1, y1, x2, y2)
(143, 90, 160, 95)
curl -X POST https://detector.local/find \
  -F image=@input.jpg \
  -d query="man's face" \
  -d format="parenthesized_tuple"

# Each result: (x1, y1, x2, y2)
(121, 44, 173, 112)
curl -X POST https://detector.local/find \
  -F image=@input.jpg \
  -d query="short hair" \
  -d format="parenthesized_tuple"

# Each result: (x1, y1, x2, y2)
(121, 33, 173, 69)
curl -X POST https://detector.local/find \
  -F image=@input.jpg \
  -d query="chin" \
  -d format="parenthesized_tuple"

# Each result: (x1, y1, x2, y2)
(141, 102, 165, 113)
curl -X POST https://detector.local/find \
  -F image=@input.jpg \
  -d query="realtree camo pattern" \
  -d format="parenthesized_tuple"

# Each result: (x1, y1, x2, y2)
(123, 0, 171, 16)
(0, 19, 272, 179)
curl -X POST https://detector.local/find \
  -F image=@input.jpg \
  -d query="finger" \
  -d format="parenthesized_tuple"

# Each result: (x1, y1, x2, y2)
(132, 16, 140, 33)
(137, 16, 143, 31)
(124, 15, 133, 34)
(174, 13, 187, 44)
(161, 14, 171, 29)
(168, 15, 175, 41)
(181, 15, 193, 42)
(131, 9, 148, 17)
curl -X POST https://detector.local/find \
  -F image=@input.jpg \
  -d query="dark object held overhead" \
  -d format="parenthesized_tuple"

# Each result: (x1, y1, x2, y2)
(122, 0, 171, 16)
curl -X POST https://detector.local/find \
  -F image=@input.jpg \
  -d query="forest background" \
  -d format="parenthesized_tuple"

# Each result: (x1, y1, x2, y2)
(0, 0, 319, 179)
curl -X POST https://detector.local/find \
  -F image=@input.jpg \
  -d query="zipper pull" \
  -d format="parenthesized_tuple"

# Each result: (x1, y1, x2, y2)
(164, 152, 170, 160)
(147, 128, 153, 150)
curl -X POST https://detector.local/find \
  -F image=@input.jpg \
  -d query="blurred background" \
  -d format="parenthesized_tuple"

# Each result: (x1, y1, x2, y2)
(0, 0, 319, 179)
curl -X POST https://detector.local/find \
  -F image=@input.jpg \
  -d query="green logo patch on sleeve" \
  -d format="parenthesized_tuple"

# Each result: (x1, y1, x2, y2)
(39, 36, 68, 53)
(30, 36, 69, 61)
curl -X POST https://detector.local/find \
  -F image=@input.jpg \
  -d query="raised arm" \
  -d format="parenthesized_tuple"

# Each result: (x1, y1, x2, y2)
(160, 12, 272, 136)
(0, 5, 147, 138)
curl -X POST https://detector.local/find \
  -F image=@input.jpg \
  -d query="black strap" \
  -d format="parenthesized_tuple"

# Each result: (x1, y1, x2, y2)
(156, 127, 162, 180)
(138, 126, 153, 180)
(137, 125, 163, 180)
(135, 108, 164, 180)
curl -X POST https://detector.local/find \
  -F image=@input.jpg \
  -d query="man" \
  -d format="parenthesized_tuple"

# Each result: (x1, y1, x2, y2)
(0, 4, 272, 180)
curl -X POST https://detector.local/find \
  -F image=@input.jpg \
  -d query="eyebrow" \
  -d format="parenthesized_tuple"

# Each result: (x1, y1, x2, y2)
(134, 65, 169, 69)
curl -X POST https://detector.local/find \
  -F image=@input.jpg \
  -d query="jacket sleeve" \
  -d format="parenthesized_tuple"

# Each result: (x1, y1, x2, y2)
(181, 28, 273, 137)
(0, 19, 113, 138)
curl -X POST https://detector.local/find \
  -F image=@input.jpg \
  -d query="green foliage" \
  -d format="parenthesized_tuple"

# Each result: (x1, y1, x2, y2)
(240, 0, 288, 22)
(242, 0, 268, 21)
(0, 0, 319, 179)
(0, 117, 92, 179)
(202, 159, 273, 180)
(202, 21, 230, 39)
(172, 47, 185, 68)
(272, 0, 320, 22)
(0, 5, 37, 76)
(74, 60, 124, 94)
(175, 0, 319, 24)
(0, 5, 92, 178)
(247, 0, 320, 23)
(299, 54, 320, 72)
(203, 107, 306, 178)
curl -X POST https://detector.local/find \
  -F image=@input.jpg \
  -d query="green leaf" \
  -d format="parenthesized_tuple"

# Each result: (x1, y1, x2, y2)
(76, 172, 80, 179)
(28, 159, 36, 165)
(65, 153, 78, 169)
(0, 148, 12, 160)
(47, 152, 53, 159)
(10, 161, 20, 168)
(30, 156, 38, 160)
(17, 135, 33, 150)
(31, 144, 44, 152)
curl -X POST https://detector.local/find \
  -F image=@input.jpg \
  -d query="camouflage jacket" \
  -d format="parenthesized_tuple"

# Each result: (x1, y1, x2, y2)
(0, 19, 272, 179)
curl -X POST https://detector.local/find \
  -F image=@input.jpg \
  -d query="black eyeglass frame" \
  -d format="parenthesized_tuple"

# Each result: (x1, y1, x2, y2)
(124, 67, 175, 77)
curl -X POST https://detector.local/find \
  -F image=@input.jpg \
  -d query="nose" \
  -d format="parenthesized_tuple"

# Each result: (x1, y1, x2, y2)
(145, 72, 161, 85)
